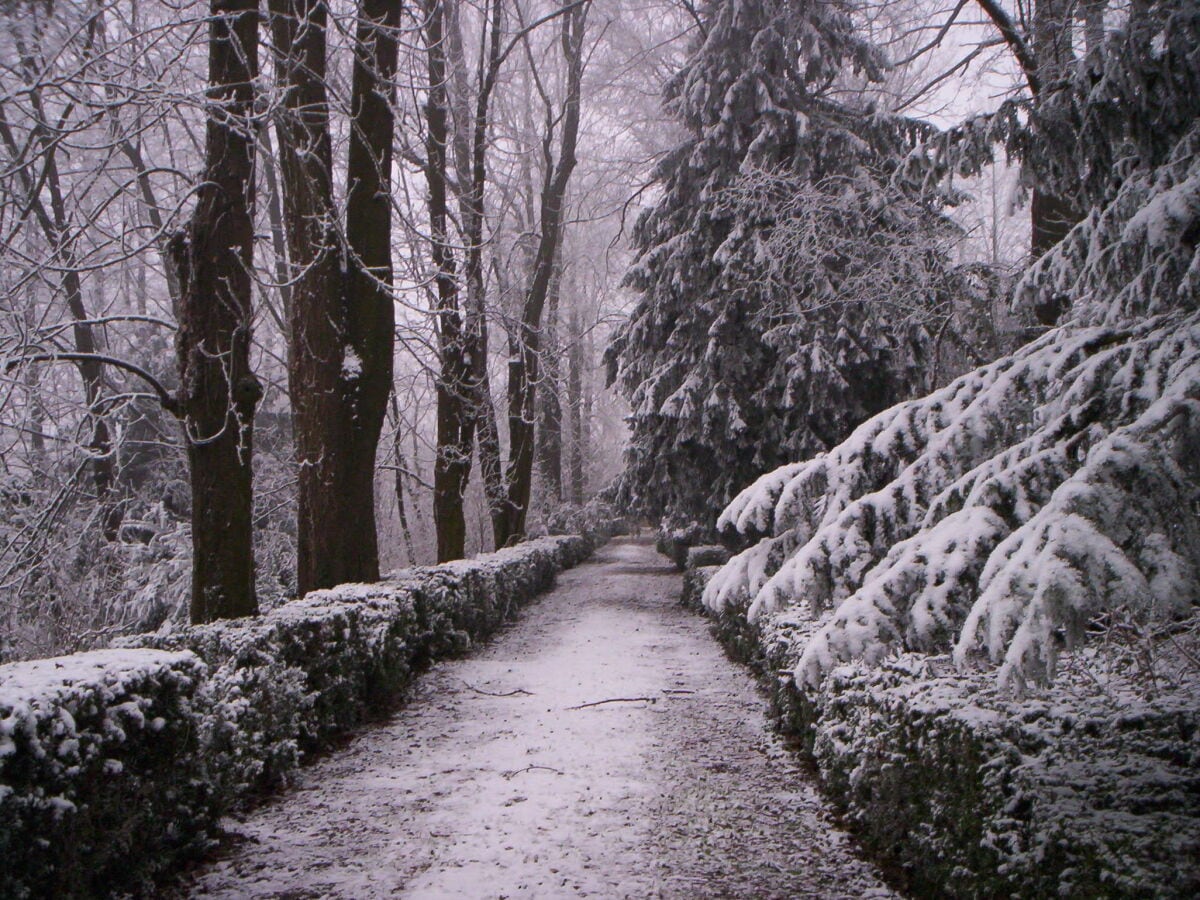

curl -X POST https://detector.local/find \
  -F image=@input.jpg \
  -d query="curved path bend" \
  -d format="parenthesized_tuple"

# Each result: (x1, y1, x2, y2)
(186, 537, 897, 899)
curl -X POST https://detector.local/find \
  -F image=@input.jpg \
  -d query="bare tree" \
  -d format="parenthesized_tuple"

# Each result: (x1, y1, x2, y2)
(268, 0, 400, 594)
(170, 0, 262, 621)
(0, 12, 121, 539)
(416, 0, 587, 559)
(420, 0, 479, 563)
(473, 0, 588, 547)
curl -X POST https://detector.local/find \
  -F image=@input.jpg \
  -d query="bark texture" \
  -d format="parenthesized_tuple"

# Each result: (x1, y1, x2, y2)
(271, 0, 399, 593)
(536, 262, 563, 502)
(173, 0, 261, 623)
(424, 0, 475, 563)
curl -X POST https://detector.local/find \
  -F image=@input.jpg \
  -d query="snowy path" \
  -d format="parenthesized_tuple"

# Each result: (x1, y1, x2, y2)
(184, 538, 898, 899)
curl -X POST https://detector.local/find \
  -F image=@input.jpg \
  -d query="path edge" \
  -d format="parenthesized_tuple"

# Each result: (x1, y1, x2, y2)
(679, 561, 1200, 899)
(0, 519, 622, 899)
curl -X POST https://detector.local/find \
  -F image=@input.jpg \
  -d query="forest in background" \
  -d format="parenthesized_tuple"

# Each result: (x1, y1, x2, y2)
(0, 0, 662, 659)
(1, 0, 1196, 696)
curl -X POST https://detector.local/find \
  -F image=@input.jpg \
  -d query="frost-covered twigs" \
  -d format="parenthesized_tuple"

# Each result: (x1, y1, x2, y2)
(705, 312, 1200, 689)
(460, 679, 533, 698)
(567, 696, 658, 710)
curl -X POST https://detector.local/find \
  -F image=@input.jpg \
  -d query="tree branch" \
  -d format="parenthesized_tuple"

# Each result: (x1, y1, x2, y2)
(6, 352, 178, 415)
(975, 0, 1040, 95)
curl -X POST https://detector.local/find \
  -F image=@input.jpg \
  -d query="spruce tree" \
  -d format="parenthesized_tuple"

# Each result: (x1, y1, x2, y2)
(704, 0, 1200, 690)
(606, 0, 966, 530)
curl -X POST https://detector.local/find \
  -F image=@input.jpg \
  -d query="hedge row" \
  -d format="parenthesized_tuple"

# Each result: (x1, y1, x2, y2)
(0, 650, 209, 899)
(681, 565, 1200, 899)
(0, 532, 600, 899)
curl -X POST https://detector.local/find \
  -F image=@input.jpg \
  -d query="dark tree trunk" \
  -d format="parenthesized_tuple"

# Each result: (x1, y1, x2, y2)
(1029, 188, 1078, 323)
(172, 0, 261, 623)
(566, 308, 584, 505)
(488, 4, 586, 546)
(423, 0, 476, 562)
(1028, 0, 1081, 284)
(258, 125, 293, 349)
(270, 0, 399, 594)
(337, 0, 400, 587)
(464, 0, 506, 550)
(976, 0, 1083, 283)
(536, 261, 563, 502)
(269, 0, 342, 594)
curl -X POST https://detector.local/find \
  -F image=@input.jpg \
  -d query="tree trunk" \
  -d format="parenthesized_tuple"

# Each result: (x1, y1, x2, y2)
(490, 3, 586, 546)
(464, 0, 506, 549)
(258, 124, 293, 351)
(388, 394, 417, 565)
(566, 307, 584, 505)
(1029, 0, 1081, 277)
(423, 0, 476, 562)
(269, 0, 342, 595)
(338, 0, 400, 586)
(172, 0, 261, 623)
(536, 260, 563, 502)
(976, 0, 1083, 276)
(270, 0, 399, 593)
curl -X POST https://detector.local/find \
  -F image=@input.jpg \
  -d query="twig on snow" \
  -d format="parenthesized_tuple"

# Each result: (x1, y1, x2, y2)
(566, 697, 657, 710)
(502, 765, 564, 779)
(459, 679, 533, 697)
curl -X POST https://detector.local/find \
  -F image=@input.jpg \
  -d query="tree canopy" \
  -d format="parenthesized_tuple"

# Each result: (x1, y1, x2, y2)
(701, 0, 1200, 688)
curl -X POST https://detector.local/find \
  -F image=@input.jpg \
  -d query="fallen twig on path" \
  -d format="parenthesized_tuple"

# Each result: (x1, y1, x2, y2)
(566, 697, 657, 710)
(459, 679, 533, 697)
(502, 765, 564, 779)
(661, 689, 695, 695)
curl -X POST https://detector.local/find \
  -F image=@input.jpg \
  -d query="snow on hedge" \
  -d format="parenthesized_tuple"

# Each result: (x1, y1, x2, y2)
(127, 534, 591, 790)
(704, 310, 1200, 689)
(685, 557, 1200, 897)
(812, 655, 1200, 897)
(0, 531, 602, 897)
(0, 649, 210, 897)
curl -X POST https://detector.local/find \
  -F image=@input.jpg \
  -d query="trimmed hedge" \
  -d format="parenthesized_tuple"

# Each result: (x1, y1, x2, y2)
(656, 522, 706, 570)
(813, 660, 1200, 898)
(680, 563, 1200, 899)
(0, 650, 210, 898)
(0, 532, 601, 898)
(685, 545, 730, 569)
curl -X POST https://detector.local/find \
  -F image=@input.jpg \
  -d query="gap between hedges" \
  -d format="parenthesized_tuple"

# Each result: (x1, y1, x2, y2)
(0, 530, 611, 899)
(680, 563, 1200, 900)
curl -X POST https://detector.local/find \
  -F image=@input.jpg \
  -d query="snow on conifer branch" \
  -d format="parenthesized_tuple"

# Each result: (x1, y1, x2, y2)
(704, 111, 1200, 689)
(705, 311, 1200, 689)
(1018, 124, 1200, 324)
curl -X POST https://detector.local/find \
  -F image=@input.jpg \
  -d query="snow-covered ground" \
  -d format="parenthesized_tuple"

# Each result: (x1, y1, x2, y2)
(179, 538, 896, 899)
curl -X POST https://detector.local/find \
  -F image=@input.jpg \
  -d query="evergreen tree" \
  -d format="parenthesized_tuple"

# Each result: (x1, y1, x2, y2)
(606, 0, 968, 530)
(705, 0, 1200, 690)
